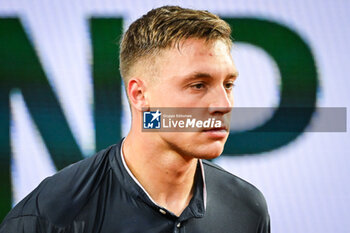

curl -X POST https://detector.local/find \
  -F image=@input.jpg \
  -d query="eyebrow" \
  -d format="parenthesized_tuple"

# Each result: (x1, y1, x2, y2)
(183, 71, 239, 82)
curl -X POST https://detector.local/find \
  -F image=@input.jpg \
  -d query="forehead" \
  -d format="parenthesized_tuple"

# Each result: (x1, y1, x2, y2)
(178, 38, 230, 55)
(154, 38, 237, 79)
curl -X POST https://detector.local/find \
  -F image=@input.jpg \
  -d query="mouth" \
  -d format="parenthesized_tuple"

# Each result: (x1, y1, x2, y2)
(202, 127, 228, 139)
(202, 126, 227, 132)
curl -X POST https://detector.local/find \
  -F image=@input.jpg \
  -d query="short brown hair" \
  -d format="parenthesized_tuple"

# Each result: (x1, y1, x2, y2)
(119, 5, 232, 81)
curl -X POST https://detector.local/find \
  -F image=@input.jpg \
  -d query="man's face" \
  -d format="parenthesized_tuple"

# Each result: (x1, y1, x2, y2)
(144, 38, 238, 159)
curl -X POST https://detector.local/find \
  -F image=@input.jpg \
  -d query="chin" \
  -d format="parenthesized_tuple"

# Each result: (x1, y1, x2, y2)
(162, 133, 227, 160)
(192, 141, 225, 160)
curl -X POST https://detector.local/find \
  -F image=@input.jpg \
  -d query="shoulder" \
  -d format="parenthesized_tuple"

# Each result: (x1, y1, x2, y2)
(1, 144, 118, 229)
(202, 160, 269, 217)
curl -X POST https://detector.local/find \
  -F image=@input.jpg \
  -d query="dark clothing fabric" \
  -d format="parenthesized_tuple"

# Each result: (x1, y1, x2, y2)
(0, 140, 270, 233)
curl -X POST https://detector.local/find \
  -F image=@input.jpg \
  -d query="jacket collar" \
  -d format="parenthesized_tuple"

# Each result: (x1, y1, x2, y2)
(109, 139, 206, 221)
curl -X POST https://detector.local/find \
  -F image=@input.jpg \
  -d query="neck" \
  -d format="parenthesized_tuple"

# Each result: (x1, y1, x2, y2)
(122, 132, 198, 216)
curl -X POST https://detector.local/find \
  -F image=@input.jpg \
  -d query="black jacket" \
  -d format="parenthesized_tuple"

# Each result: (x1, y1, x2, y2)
(0, 140, 270, 233)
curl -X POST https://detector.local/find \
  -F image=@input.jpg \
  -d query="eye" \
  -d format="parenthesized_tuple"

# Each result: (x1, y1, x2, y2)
(191, 83, 206, 90)
(224, 82, 235, 90)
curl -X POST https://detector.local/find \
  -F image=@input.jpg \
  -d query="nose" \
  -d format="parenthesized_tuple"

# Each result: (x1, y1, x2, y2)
(208, 86, 233, 115)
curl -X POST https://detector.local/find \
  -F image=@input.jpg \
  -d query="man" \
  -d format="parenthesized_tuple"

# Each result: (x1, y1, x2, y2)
(0, 5, 270, 233)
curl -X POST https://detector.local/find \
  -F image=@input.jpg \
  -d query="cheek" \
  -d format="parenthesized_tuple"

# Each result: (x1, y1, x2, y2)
(148, 88, 179, 106)
(148, 84, 201, 107)
(171, 94, 201, 107)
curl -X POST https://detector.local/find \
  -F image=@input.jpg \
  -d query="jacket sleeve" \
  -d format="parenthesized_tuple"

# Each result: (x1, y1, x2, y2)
(257, 213, 271, 233)
(0, 215, 85, 233)
(0, 216, 43, 233)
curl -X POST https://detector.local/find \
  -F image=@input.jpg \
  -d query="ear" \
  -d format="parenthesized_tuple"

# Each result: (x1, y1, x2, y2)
(127, 78, 149, 112)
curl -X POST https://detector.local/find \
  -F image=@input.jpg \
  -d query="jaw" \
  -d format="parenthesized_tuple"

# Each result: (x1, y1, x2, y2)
(156, 131, 228, 160)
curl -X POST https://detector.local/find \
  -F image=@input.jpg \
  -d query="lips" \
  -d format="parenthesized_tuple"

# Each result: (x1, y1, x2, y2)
(202, 126, 228, 132)
(201, 127, 228, 140)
